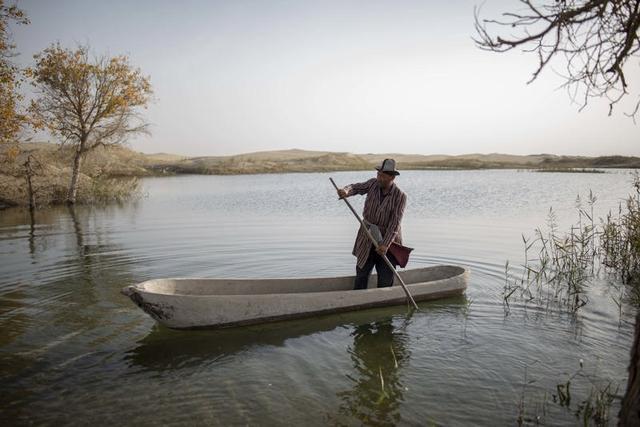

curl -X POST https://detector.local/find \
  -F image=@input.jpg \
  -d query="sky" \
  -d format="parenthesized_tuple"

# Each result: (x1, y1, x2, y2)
(9, 0, 639, 157)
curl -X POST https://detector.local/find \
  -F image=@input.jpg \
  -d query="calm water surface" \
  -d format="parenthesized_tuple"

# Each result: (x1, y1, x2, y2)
(0, 169, 637, 426)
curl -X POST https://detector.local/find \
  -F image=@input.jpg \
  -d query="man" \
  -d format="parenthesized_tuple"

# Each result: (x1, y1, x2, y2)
(337, 158, 407, 290)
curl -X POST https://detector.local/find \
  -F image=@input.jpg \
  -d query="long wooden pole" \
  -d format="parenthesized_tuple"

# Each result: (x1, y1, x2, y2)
(330, 177, 419, 310)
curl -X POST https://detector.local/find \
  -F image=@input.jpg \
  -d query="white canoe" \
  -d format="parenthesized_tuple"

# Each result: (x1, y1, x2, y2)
(122, 265, 469, 329)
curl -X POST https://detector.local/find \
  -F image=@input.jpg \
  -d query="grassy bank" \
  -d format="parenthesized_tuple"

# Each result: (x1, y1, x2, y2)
(0, 143, 156, 207)
(2, 142, 639, 207)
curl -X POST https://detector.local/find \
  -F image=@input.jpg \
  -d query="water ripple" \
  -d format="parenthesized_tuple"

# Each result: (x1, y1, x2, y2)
(0, 171, 636, 426)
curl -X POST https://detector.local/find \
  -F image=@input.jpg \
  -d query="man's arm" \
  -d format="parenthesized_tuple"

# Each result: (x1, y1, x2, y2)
(339, 178, 376, 198)
(381, 192, 407, 248)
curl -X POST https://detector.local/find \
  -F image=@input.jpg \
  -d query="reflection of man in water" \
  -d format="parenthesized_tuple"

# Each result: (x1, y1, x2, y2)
(336, 159, 407, 290)
(337, 318, 409, 426)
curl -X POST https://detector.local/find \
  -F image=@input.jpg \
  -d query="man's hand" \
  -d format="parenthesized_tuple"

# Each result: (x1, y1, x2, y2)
(376, 244, 388, 255)
(337, 188, 348, 199)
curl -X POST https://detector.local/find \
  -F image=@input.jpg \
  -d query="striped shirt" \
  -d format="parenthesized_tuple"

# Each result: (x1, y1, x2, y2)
(344, 178, 407, 268)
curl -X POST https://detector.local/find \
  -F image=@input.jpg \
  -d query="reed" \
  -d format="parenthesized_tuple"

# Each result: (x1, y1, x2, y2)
(516, 361, 545, 426)
(503, 172, 640, 313)
(86, 176, 142, 204)
(601, 172, 640, 288)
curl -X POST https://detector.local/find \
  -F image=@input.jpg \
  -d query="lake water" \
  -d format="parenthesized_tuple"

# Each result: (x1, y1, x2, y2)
(0, 169, 637, 425)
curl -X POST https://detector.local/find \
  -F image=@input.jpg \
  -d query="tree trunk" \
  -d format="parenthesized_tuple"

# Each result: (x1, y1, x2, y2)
(67, 147, 83, 204)
(620, 311, 640, 426)
(24, 155, 36, 210)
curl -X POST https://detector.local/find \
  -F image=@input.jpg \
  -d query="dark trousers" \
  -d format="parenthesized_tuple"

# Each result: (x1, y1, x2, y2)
(354, 245, 398, 290)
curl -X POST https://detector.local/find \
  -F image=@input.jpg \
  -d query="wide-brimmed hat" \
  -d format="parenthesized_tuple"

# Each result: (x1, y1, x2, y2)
(375, 158, 400, 176)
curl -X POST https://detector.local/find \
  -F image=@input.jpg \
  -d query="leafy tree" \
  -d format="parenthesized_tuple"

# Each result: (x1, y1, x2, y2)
(26, 43, 152, 204)
(0, 0, 29, 149)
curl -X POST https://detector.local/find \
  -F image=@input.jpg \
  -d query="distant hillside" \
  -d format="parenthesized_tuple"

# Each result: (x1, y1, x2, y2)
(148, 148, 640, 174)
(150, 150, 372, 174)
(4, 143, 639, 179)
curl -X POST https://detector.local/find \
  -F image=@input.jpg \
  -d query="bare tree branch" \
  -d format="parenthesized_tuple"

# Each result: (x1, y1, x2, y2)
(474, 0, 640, 118)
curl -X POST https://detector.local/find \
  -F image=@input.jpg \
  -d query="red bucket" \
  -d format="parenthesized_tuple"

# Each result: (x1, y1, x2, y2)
(388, 243, 413, 268)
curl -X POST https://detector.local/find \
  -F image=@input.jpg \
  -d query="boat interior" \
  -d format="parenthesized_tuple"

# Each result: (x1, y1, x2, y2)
(133, 265, 467, 296)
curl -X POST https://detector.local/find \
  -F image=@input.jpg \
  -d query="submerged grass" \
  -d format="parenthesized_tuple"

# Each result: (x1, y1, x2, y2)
(516, 360, 619, 427)
(552, 362, 619, 427)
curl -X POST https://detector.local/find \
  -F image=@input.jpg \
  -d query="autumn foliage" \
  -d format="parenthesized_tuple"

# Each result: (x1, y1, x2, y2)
(26, 43, 153, 203)
(0, 0, 29, 149)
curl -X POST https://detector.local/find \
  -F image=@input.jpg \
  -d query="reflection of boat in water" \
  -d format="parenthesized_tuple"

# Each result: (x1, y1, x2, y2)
(125, 297, 467, 371)
(122, 265, 469, 329)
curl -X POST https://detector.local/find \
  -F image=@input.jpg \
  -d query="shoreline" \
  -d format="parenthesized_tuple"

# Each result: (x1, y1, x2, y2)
(1, 166, 632, 210)
(2, 143, 638, 208)
(142, 165, 627, 177)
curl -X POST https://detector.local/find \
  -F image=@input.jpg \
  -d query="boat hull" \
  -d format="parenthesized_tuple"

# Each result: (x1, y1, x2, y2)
(122, 265, 469, 329)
